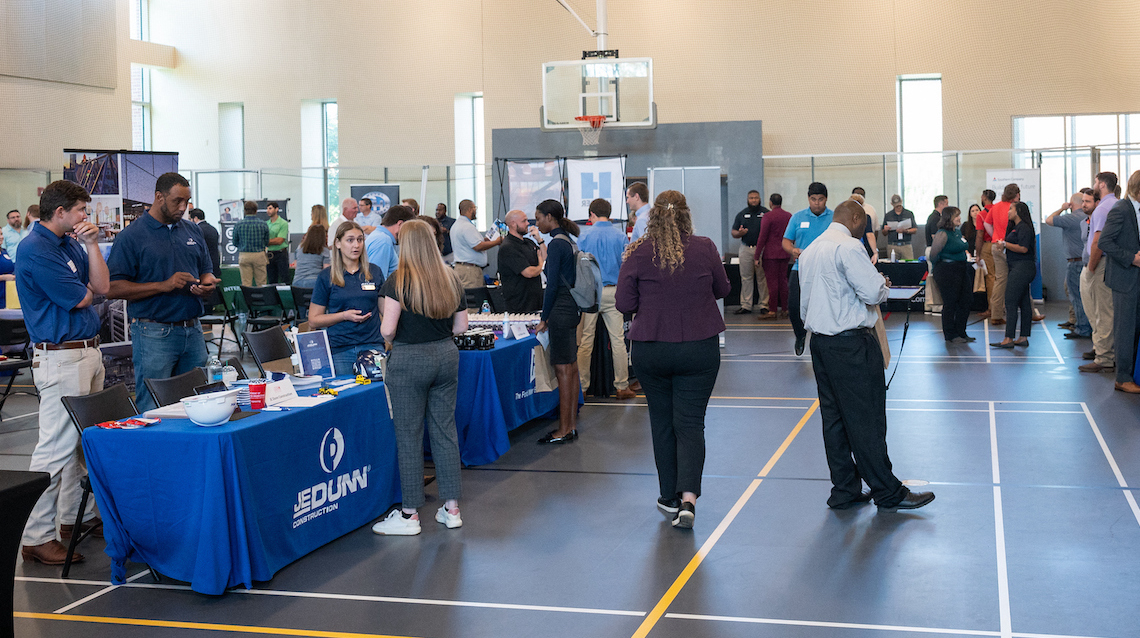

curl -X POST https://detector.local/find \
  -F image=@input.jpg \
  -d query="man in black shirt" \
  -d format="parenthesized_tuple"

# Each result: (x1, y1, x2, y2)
(189, 208, 222, 277)
(497, 209, 545, 312)
(436, 202, 456, 264)
(730, 190, 768, 314)
(880, 195, 917, 260)
(924, 195, 949, 312)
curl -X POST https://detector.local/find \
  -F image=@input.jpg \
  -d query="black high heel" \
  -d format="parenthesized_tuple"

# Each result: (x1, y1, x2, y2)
(538, 429, 578, 444)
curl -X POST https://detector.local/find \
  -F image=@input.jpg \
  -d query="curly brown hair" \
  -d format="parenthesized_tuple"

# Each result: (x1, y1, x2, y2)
(626, 190, 692, 273)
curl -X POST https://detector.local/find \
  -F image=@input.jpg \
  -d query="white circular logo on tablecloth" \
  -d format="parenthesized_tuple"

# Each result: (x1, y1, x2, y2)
(319, 427, 345, 474)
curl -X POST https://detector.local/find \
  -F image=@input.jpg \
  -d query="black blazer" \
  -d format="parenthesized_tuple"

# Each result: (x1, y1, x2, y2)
(1098, 198, 1140, 293)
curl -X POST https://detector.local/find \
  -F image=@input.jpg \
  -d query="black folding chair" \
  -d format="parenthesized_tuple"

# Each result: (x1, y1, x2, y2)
(220, 357, 248, 380)
(200, 288, 240, 357)
(242, 327, 295, 378)
(290, 286, 315, 324)
(59, 384, 138, 578)
(0, 319, 36, 419)
(143, 368, 208, 408)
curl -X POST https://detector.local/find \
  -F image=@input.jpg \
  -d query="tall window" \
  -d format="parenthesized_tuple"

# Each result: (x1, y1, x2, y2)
(455, 93, 485, 224)
(897, 75, 943, 215)
(129, 0, 149, 41)
(131, 65, 152, 151)
(323, 102, 340, 218)
(1014, 113, 1140, 192)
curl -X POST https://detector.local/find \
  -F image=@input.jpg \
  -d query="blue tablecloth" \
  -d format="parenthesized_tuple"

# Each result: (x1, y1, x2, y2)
(455, 335, 564, 466)
(82, 382, 401, 595)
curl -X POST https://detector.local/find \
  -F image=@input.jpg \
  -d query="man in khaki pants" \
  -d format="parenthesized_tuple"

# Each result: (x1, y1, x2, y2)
(451, 199, 501, 290)
(983, 185, 1020, 325)
(975, 190, 997, 318)
(576, 199, 635, 399)
(233, 200, 269, 286)
(1079, 172, 1119, 373)
(730, 190, 768, 315)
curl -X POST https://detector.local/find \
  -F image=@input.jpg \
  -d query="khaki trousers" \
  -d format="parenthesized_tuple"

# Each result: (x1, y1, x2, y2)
(737, 244, 767, 310)
(1080, 260, 1115, 367)
(989, 244, 1008, 321)
(238, 251, 268, 287)
(980, 242, 996, 308)
(577, 286, 630, 391)
(454, 263, 486, 290)
(924, 247, 942, 310)
(887, 243, 914, 261)
(22, 346, 105, 545)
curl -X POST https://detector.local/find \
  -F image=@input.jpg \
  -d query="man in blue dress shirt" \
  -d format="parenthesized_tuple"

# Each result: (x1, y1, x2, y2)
(628, 182, 651, 242)
(365, 204, 416, 278)
(576, 198, 635, 399)
(107, 172, 217, 412)
(782, 182, 834, 356)
(3, 209, 29, 259)
(17, 180, 110, 566)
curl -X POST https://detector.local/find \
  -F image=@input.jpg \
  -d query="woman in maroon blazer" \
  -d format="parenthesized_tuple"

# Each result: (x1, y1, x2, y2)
(616, 190, 731, 530)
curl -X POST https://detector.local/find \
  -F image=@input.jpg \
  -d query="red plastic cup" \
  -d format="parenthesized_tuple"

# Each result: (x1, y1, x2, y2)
(249, 379, 267, 410)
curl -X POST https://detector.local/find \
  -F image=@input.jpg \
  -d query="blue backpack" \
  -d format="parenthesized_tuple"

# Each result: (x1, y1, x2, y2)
(552, 234, 603, 313)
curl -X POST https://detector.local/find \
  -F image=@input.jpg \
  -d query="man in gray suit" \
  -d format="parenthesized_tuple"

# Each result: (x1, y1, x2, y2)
(1097, 170, 1140, 394)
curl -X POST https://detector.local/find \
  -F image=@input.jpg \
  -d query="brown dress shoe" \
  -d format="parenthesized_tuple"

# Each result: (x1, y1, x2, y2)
(21, 540, 83, 566)
(60, 517, 103, 541)
(1079, 362, 1114, 373)
(756, 311, 778, 321)
(615, 387, 637, 400)
(1083, 350, 1096, 360)
(628, 380, 642, 392)
(990, 318, 1006, 325)
(979, 310, 992, 319)
(1116, 381, 1140, 394)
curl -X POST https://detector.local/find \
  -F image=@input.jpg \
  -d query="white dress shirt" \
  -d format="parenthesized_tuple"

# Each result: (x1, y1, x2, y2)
(799, 223, 889, 335)
(451, 215, 488, 267)
(630, 204, 651, 241)
(327, 215, 358, 247)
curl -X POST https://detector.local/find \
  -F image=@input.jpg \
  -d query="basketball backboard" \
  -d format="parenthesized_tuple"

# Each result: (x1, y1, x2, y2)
(541, 58, 655, 130)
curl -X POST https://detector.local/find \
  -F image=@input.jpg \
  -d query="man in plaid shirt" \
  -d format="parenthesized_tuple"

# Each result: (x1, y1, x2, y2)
(234, 200, 269, 286)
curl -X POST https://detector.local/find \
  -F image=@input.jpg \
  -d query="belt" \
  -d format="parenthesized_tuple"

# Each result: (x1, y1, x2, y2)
(888, 241, 910, 246)
(35, 336, 99, 351)
(455, 262, 484, 268)
(132, 317, 199, 328)
(818, 327, 873, 339)
(1068, 258, 1083, 262)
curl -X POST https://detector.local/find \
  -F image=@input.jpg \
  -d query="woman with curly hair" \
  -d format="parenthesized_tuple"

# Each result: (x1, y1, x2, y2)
(616, 190, 731, 529)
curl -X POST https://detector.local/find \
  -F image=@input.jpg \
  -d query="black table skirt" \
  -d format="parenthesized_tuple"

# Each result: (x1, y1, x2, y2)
(1, 470, 49, 638)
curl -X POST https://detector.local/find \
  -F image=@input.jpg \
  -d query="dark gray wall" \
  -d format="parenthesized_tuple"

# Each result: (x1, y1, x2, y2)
(491, 120, 763, 251)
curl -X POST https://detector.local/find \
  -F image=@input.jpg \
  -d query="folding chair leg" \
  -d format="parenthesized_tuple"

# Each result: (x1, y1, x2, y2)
(62, 486, 91, 578)
(0, 372, 17, 421)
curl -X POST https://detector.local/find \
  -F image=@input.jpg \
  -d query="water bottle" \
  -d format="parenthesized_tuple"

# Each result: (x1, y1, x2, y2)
(891, 249, 897, 263)
(222, 364, 238, 386)
(481, 300, 491, 313)
(502, 311, 510, 335)
(207, 356, 222, 383)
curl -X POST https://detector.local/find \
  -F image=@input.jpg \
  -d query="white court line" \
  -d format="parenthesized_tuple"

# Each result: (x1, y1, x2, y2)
(1079, 402, 1140, 527)
(1041, 325, 1066, 364)
(985, 320, 992, 364)
(52, 570, 153, 614)
(665, 612, 1000, 636)
(989, 402, 1014, 638)
(0, 410, 40, 421)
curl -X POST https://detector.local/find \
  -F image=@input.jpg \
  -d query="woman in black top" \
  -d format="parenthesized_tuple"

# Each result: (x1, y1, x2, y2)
(534, 199, 581, 444)
(991, 202, 1036, 348)
(961, 204, 982, 257)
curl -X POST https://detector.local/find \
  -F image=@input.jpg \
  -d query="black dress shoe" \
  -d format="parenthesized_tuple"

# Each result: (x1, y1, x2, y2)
(537, 429, 578, 444)
(829, 489, 873, 510)
(879, 491, 935, 511)
(1057, 321, 1074, 329)
(960, 335, 976, 342)
(1063, 333, 1090, 340)
(657, 497, 681, 514)
(795, 335, 806, 356)
(990, 341, 1014, 349)
(733, 307, 751, 314)
(1014, 339, 1029, 347)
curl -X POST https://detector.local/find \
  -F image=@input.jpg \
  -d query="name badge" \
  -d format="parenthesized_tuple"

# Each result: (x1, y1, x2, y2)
(360, 282, 376, 291)
(800, 221, 810, 229)
(67, 260, 77, 272)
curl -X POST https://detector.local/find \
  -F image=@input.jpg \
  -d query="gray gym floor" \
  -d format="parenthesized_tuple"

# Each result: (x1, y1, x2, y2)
(8, 301, 1140, 638)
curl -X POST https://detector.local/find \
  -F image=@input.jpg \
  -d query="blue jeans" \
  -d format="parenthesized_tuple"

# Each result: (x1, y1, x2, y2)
(132, 319, 209, 413)
(1067, 261, 1092, 336)
(331, 343, 386, 377)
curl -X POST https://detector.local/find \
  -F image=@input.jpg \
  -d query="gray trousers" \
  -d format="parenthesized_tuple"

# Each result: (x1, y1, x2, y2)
(385, 338, 463, 508)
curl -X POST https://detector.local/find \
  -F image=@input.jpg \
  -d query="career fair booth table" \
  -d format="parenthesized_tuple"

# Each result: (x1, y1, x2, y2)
(82, 381, 401, 595)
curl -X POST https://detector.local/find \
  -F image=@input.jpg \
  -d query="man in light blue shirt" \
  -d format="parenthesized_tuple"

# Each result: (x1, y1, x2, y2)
(356, 198, 382, 234)
(3, 209, 29, 259)
(628, 182, 650, 242)
(576, 198, 634, 399)
(364, 204, 416, 279)
(782, 181, 834, 355)
(451, 199, 501, 289)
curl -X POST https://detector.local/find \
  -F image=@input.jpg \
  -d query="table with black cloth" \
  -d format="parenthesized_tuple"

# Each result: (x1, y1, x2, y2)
(875, 262, 928, 311)
(1, 470, 48, 638)
(82, 382, 401, 595)
(455, 335, 569, 465)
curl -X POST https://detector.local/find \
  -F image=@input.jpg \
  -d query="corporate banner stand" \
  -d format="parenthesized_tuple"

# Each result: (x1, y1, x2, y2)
(349, 184, 400, 217)
(565, 157, 626, 221)
(987, 169, 1043, 301)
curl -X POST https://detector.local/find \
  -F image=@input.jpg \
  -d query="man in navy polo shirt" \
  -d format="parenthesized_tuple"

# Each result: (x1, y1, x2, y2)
(108, 172, 217, 412)
(17, 180, 109, 566)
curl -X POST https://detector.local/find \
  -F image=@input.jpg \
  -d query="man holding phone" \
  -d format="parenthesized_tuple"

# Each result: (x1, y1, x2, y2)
(108, 172, 217, 412)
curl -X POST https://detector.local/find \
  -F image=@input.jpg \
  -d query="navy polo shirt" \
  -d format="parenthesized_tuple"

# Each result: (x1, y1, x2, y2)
(107, 213, 213, 322)
(311, 266, 384, 349)
(15, 223, 100, 344)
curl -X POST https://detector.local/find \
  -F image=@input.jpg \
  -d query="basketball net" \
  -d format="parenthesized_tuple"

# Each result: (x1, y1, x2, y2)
(574, 115, 606, 145)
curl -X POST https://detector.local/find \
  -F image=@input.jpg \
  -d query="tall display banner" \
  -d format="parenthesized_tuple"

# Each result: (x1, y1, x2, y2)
(987, 169, 1043, 300)
(507, 160, 562, 218)
(64, 150, 179, 232)
(349, 185, 400, 217)
(565, 157, 626, 221)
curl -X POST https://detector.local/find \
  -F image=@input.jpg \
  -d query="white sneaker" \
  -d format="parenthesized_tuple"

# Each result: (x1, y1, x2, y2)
(372, 509, 421, 535)
(435, 506, 462, 529)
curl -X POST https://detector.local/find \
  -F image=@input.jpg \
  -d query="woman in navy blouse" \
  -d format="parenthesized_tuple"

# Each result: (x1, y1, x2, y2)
(308, 221, 386, 375)
(534, 199, 582, 445)
(991, 202, 1036, 348)
(616, 190, 730, 529)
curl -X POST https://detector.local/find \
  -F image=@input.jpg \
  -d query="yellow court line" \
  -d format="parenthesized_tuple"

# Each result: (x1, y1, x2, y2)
(709, 396, 816, 401)
(14, 612, 419, 638)
(630, 399, 819, 638)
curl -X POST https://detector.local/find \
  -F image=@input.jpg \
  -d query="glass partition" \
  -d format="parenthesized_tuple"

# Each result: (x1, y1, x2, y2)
(0, 169, 51, 219)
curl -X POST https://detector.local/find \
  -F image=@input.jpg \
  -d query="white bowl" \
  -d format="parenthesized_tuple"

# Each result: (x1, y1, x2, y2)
(181, 389, 240, 427)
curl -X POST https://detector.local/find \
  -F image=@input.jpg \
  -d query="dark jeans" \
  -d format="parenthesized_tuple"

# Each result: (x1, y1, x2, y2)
(1004, 260, 1036, 340)
(631, 336, 720, 499)
(933, 261, 973, 339)
(267, 249, 291, 284)
(1110, 289, 1140, 384)
(809, 329, 907, 508)
(132, 319, 208, 413)
(762, 258, 790, 312)
(788, 270, 806, 341)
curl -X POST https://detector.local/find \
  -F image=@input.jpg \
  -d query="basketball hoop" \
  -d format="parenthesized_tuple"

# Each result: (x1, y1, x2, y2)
(574, 115, 607, 145)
